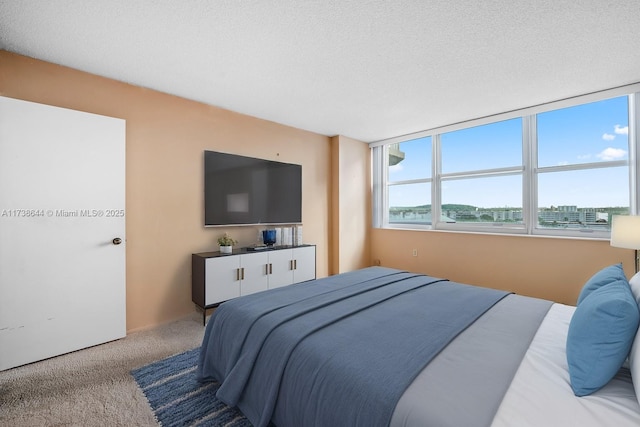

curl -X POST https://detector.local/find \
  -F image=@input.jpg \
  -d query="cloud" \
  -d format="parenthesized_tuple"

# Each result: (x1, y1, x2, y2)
(389, 163, 403, 173)
(614, 124, 628, 135)
(557, 161, 570, 166)
(596, 147, 627, 161)
(601, 125, 628, 141)
(577, 154, 591, 160)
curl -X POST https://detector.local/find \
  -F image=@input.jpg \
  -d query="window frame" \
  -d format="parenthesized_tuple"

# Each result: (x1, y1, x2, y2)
(372, 85, 640, 239)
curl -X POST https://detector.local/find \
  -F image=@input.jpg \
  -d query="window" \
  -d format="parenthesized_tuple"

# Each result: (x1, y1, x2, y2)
(440, 118, 522, 173)
(372, 88, 638, 238)
(441, 175, 523, 224)
(385, 137, 431, 226)
(537, 97, 629, 168)
(535, 96, 630, 233)
(439, 118, 524, 229)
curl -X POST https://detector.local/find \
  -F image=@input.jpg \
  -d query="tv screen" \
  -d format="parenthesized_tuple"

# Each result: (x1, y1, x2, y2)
(204, 151, 302, 226)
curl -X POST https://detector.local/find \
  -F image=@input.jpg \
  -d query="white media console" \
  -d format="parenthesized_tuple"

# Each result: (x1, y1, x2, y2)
(192, 245, 316, 324)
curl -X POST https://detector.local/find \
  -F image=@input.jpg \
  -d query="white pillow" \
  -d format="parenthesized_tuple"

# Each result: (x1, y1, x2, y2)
(628, 271, 640, 406)
(631, 271, 640, 303)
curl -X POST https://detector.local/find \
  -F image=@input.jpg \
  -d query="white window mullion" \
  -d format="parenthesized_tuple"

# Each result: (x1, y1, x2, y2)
(630, 93, 639, 215)
(440, 166, 523, 181)
(432, 134, 442, 229)
(537, 160, 627, 174)
(523, 114, 537, 234)
(371, 146, 384, 228)
(382, 145, 390, 226)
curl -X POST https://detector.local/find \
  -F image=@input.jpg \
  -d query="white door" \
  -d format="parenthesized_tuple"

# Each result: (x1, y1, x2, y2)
(0, 96, 126, 371)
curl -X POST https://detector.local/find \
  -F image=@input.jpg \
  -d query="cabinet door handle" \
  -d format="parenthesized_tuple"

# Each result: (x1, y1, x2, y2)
(235, 268, 240, 281)
(241, 267, 245, 280)
(269, 263, 273, 274)
(294, 259, 297, 270)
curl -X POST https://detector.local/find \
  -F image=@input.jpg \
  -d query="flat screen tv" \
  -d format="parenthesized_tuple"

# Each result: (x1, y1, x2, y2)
(204, 150, 302, 226)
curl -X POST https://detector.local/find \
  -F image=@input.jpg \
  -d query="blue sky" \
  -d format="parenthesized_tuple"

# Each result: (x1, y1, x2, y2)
(388, 95, 629, 208)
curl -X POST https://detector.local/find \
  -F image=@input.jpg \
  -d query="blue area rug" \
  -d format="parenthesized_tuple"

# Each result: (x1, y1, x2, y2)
(131, 348, 251, 427)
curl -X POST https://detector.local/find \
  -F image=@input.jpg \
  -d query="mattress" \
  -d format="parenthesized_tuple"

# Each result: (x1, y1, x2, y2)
(492, 303, 640, 426)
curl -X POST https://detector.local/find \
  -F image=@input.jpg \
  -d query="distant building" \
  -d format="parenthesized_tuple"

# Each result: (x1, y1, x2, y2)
(538, 206, 608, 225)
(389, 205, 609, 227)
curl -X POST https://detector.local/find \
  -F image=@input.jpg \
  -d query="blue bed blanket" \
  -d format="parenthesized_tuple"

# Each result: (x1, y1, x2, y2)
(197, 267, 510, 427)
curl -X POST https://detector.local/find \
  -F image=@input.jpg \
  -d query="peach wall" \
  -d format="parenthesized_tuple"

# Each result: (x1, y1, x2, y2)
(371, 228, 636, 305)
(6, 49, 630, 331)
(0, 51, 331, 332)
(330, 136, 371, 274)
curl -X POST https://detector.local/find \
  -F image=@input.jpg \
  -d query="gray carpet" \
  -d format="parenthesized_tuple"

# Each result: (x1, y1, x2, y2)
(0, 313, 206, 426)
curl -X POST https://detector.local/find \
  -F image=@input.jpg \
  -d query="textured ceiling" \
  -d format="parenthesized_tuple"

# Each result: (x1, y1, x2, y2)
(2, 1, 640, 143)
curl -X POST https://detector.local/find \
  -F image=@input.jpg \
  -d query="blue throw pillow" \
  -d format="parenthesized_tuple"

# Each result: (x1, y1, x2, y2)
(576, 263, 626, 305)
(567, 279, 640, 396)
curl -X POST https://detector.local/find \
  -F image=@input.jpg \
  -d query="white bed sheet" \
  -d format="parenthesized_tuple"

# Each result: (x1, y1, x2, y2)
(492, 303, 640, 427)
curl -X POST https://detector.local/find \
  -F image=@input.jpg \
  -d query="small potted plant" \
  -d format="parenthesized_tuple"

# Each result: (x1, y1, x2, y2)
(217, 233, 238, 254)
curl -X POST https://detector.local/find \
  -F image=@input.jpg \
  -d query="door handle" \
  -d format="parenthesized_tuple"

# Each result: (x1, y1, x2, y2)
(112, 237, 122, 245)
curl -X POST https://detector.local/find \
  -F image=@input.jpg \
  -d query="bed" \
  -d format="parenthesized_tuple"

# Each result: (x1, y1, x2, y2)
(197, 266, 640, 427)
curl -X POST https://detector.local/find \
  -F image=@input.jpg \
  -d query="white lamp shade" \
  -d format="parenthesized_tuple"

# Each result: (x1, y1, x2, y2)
(610, 215, 640, 249)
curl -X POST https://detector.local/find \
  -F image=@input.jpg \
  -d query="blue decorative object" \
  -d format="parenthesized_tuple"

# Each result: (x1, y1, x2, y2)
(262, 229, 277, 246)
(567, 278, 640, 396)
